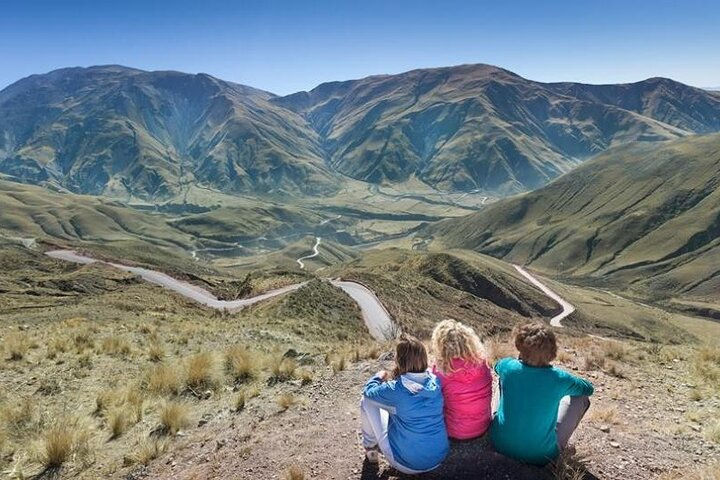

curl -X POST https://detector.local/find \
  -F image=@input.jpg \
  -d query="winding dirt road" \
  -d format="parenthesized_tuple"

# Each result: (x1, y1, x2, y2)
(45, 249, 395, 341)
(296, 237, 321, 270)
(513, 265, 575, 327)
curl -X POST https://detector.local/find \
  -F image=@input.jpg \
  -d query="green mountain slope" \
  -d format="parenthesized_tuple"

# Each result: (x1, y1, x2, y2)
(2, 64, 720, 199)
(277, 64, 720, 194)
(0, 66, 335, 200)
(431, 134, 720, 304)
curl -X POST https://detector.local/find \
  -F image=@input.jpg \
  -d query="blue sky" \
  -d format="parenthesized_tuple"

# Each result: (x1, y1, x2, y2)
(1, 0, 718, 94)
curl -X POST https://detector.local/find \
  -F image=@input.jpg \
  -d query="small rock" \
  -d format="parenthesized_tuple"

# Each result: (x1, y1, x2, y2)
(610, 441, 620, 448)
(600, 425, 610, 433)
(691, 424, 701, 432)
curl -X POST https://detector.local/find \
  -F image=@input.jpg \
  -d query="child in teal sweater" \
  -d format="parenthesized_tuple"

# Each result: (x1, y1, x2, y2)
(491, 322, 594, 465)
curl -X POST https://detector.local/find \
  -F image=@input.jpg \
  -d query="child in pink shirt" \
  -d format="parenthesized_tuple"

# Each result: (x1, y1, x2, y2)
(431, 319, 493, 440)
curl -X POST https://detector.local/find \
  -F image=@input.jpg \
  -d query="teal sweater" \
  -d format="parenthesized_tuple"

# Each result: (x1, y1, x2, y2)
(490, 357, 594, 465)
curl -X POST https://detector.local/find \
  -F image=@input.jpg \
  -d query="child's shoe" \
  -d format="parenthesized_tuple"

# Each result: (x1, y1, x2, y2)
(365, 446, 380, 463)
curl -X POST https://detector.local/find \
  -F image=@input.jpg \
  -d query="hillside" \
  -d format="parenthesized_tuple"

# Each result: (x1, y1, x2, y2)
(0, 66, 335, 200)
(277, 64, 720, 193)
(431, 134, 720, 309)
(2, 64, 720, 200)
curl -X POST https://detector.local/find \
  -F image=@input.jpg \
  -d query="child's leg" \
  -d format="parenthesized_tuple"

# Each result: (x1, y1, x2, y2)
(360, 396, 390, 449)
(556, 395, 591, 449)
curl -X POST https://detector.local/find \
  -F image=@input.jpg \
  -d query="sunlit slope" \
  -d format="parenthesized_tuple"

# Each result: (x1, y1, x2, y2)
(0, 66, 335, 200)
(432, 134, 720, 302)
(278, 65, 720, 194)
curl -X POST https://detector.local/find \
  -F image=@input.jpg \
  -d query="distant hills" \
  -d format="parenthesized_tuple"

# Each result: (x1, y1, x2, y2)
(2, 64, 720, 200)
(431, 133, 720, 308)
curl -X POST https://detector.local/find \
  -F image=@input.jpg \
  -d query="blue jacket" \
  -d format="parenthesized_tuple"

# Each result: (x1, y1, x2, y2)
(363, 371, 449, 471)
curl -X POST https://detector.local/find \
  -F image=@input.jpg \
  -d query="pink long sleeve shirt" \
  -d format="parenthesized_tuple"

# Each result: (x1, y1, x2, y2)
(432, 358, 493, 440)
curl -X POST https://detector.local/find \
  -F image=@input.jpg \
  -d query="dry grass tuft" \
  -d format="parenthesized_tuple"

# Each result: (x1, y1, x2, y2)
(582, 349, 606, 371)
(225, 345, 256, 383)
(148, 341, 166, 362)
(706, 420, 720, 444)
(234, 391, 246, 412)
(185, 351, 223, 392)
(589, 405, 618, 425)
(124, 437, 168, 466)
(277, 393, 298, 411)
(145, 364, 183, 396)
(95, 388, 124, 415)
(73, 328, 95, 352)
(101, 335, 132, 357)
(1, 397, 38, 438)
(106, 407, 132, 439)
(602, 341, 630, 361)
(158, 401, 190, 435)
(331, 356, 346, 374)
(5, 332, 30, 360)
(34, 417, 92, 470)
(269, 356, 298, 383)
(550, 449, 588, 480)
(691, 346, 720, 386)
(299, 369, 313, 385)
(285, 465, 305, 480)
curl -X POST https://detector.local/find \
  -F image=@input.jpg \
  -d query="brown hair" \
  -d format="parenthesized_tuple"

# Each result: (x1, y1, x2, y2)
(431, 319, 486, 374)
(513, 322, 557, 367)
(392, 334, 429, 379)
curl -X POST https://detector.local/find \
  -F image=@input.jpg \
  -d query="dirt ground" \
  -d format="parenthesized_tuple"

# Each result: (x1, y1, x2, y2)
(134, 339, 720, 480)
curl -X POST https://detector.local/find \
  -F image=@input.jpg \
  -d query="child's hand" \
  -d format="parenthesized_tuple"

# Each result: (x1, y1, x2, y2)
(375, 370, 389, 381)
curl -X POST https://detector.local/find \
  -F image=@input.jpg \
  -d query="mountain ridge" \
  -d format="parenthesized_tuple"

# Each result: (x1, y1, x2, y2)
(430, 132, 720, 308)
(2, 63, 720, 200)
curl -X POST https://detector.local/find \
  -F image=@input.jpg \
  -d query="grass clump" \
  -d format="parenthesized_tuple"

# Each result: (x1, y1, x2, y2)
(124, 437, 168, 466)
(158, 401, 190, 435)
(550, 449, 588, 480)
(277, 393, 297, 411)
(148, 341, 166, 362)
(145, 364, 183, 396)
(106, 407, 132, 439)
(269, 356, 298, 383)
(602, 341, 630, 361)
(5, 332, 30, 360)
(582, 349, 606, 371)
(1, 397, 38, 440)
(706, 419, 720, 444)
(35, 417, 92, 471)
(185, 351, 223, 392)
(234, 391, 246, 412)
(101, 335, 132, 357)
(225, 345, 256, 383)
(285, 465, 305, 480)
(589, 405, 618, 425)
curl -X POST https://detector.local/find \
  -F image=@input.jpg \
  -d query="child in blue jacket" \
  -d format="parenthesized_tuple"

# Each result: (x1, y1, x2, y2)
(360, 334, 449, 474)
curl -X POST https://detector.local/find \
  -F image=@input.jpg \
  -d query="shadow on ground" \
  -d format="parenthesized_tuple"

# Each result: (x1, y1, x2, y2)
(360, 437, 599, 480)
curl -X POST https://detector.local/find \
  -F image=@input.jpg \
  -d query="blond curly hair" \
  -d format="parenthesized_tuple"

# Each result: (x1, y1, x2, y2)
(431, 319, 486, 374)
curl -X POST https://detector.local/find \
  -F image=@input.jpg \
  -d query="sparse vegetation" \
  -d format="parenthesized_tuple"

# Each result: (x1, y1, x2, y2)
(5, 332, 30, 360)
(145, 364, 183, 396)
(225, 345, 257, 383)
(269, 356, 298, 383)
(277, 393, 298, 411)
(185, 351, 223, 393)
(158, 401, 190, 435)
(34, 417, 91, 471)
(285, 464, 306, 480)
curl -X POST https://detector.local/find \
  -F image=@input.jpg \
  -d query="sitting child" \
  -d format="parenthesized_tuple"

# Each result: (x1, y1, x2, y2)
(491, 322, 594, 465)
(361, 334, 449, 474)
(431, 319, 493, 440)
